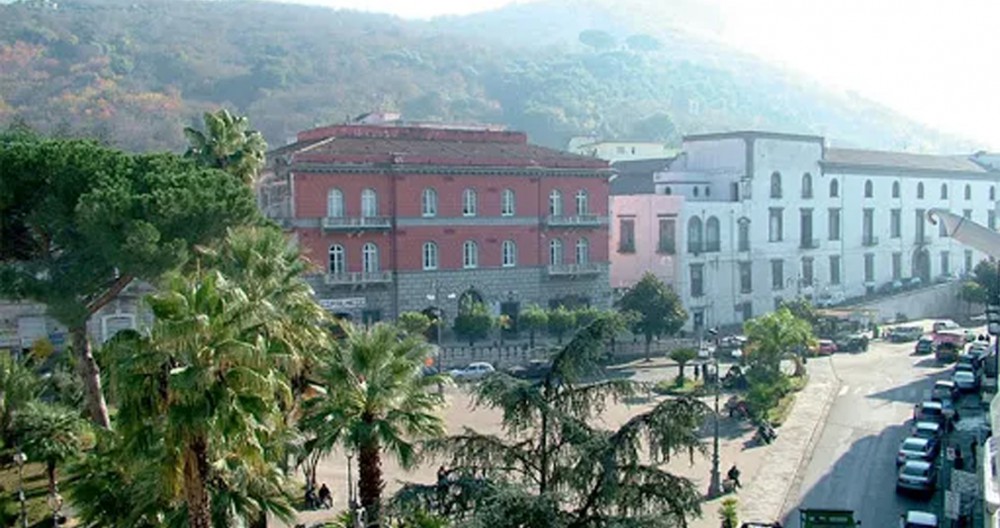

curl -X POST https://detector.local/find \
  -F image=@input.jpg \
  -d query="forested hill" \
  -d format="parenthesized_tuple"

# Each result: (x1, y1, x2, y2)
(0, 0, 975, 153)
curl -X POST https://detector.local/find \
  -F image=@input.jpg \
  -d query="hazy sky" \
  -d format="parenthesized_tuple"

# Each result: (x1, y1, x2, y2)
(290, 0, 1000, 149)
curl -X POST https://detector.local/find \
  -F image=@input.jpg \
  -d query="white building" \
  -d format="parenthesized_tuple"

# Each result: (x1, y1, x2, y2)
(628, 131, 999, 331)
(569, 137, 679, 163)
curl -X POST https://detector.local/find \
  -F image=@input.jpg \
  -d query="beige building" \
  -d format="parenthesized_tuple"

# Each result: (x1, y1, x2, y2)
(569, 137, 678, 163)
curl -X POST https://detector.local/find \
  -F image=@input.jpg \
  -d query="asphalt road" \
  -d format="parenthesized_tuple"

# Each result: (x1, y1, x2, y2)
(782, 339, 955, 527)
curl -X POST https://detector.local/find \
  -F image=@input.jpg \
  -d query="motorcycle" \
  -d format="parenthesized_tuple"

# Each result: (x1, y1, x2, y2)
(754, 422, 777, 445)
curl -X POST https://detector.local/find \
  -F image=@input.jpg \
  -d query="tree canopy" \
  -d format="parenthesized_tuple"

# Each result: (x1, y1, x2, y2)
(616, 273, 687, 360)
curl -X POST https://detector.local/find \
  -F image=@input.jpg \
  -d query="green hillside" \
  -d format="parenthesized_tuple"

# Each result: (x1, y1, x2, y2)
(0, 0, 974, 152)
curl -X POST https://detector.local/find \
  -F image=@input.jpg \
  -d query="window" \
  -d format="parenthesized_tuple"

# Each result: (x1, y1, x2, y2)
(965, 184, 972, 200)
(992, 186, 997, 201)
(771, 259, 784, 290)
(705, 216, 721, 252)
(705, 186, 711, 197)
(548, 239, 563, 266)
(738, 218, 750, 252)
(990, 210, 997, 230)
(575, 238, 589, 264)
(915, 209, 927, 241)
(501, 189, 516, 216)
(965, 250, 973, 274)
(738, 301, 753, 322)
(421, 188, 437, 217)
(502, 240, 517, 267)
(862, 208, 875, 244)
(664, 186, 672, 195)
(328, 244, 345, 274)
(892, 252, 902, 280)
(964, 209, 973, 220)
(361, 189, 378, 217)
(892, 181, 900, 199)
(829, 255, 841, 285)
(462, 189, 478, 216)
(690, 264, 704, 298)
(575, 189, 589, 215)
(940, 251, 950, 276)
(463, 241, 479, 269)
(422, 242, 438, 270)
(362, 243, 379, 273)
(890, 209, 901, 238)
(693, 186, 700, 198)
(619, 218, 636, 252)
(801, 257, 814, 287)
(864, 180, 873, 198)
(940, 183, 949, 200)
(688, 217, 704, 253)
(770, 171, 782, 198)
(658, 217, 676, 254)
(327, 189, 344, 218)
(829, 178, 839, 198)
(828, 208, 841, 241)
(768, 208, 783, 242)
(800, 209, 814, 248)
(917, 182, 925, 199)
(739, 261, 752, 293)
(864, 253, 874, 283)
(548, 189, 563, 216)
(801, 173, 813, 199)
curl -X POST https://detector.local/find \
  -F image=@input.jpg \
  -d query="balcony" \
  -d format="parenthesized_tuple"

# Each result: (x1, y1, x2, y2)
(321, 216, 392, 232)
(547, 263, 603, 277)
(546, 215, 606, 228)
(800, 238, 820, 249)
(862, 235, 879, 247)
(324, 271, 393, 286)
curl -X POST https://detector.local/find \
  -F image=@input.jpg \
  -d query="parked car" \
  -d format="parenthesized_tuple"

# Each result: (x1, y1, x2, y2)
(911, 421, 942, 442)
(956, 353, 980, 373)
(935, 342, 959, 363)
(449, 362, 496, 381)
(933, 320, 960, 333)
(967, 342, 991, 362)
(900, 511, 939, 528)
(506, 359, 552, 380)
(815, 291, 846, 307)
(954, 362, 975, 376)
(719, 335, 747, 350)
(896, 437, 937, 466)
(896, 460, 937, 495)
(835, 333, 869, 353)
(952, 370, 979, 392)
(914, 401, 950, 427)
(812, 339, 837, 356)
(914, 337, 934, 355)
(931, 380, 957, 402)
(891, 326, 924, 343)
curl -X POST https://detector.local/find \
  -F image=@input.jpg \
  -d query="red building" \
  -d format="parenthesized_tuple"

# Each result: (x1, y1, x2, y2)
(261, 121, 612, 327)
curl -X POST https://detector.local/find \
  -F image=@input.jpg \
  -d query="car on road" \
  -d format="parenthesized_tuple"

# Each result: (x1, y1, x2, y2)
(896, 460, 937, 496)
(890, 326, 924, 343)
(896, 437, 937, 466)
(900, 510, 939, 527)
(932, 320, 960, 333)
(932, 380, 957, 402)
(835, 333, 869, 353)
(967, 342, 990, 362)
(506, 359, 551, 380)
(957, 353, 980, 372)
(448, 362, 496, 381)
(911, 421, 942, 442)
(812, 339, 837, 356)
(914, 337, 934, 355)
(954, 362, 975, 376)
(935, 342, 960, 363)
(952, 370, 979, 392)
(915, 400, 951, 427)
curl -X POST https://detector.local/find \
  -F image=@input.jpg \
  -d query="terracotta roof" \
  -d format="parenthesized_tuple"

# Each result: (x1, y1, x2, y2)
(823, 148, 987, 174)
(273, 125, 609, 170)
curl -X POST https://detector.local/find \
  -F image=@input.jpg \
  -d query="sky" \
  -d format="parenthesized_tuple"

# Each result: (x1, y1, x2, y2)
(287, 0, 1000, 149)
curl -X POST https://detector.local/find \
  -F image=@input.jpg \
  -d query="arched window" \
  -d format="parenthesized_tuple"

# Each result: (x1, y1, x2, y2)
(688, 217, 704, 254)
(549, 189, 563, 216)
(575, 238, 589, 264)
(501, 240, 517, 267)
(965, 184, 972, 200)
(917, 182, 925, 199)
(362, 243, 379, 273)
(421, 188, 437, 217)
(361, 189, 378, 217)
(328, 244, 345, 274)
(705, 216, 721, 252)
(664, 186, 672, 195)
(327, 189, 344, 218)
(770, 172, 782, 198)
(693, 186, 700, 198)
(940, 183, 949, 200)
(462, 189, 477, 216)
(501, 189, 516, 216)
(705, 186, 711, 197)
(829, 178, 839, 198)
(992, 186, 997, 201)
(549, 239, 564, 266)
(892, 181, 900, 199)
(737, 218, 750, 252)
(575, 189, 589, 215)
(801, 173, 813, 198)
(864, 180, 873, 198)
(462, 241, 478, 269)
(422, 242, 438, 271)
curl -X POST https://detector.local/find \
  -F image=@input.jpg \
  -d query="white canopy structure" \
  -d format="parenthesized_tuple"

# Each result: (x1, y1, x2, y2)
(928, 208, 1000, 259)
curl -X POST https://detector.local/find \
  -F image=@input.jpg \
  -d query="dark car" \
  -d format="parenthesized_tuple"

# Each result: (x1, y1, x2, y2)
(835, 333, 870, 353)
(507, 359, 552, 380)
(891, 326, 923, 343)
(914, 337, 934, 355)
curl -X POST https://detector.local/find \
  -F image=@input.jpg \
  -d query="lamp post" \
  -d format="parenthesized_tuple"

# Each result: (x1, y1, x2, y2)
(707, 328, 723, 498)
(427, 282, 457, 395)
(14, 451, 26, 528)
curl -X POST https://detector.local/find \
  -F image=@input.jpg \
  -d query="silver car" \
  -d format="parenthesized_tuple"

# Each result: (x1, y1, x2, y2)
(448, 362, 496, 381)
(896, 437, 935, 466)
(896, 460, 936, 495)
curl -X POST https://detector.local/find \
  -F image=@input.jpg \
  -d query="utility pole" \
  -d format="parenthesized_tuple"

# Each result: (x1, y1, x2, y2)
(707, 328, 722, 498)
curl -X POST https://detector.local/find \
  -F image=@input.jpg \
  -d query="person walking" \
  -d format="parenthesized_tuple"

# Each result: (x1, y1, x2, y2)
(727, 464, 742, 490)
(318, 483, 333, 509)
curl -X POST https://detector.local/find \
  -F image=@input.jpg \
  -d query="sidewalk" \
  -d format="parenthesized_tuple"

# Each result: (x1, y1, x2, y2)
(690, 357, 841, 527)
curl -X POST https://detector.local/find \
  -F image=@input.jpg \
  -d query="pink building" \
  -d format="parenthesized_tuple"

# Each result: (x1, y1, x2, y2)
(609, 194, 684, 293)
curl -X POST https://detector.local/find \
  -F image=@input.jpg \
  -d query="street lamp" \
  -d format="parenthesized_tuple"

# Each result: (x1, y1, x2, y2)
(706, 327, 723, 498)
(14, 451, 26, 528)
(427, 283, 457, 395)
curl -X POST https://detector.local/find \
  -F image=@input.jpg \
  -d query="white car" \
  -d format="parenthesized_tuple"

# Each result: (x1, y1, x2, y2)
(900, 511, 938, 528)
(448, 362, 495, 381)
(952, 370, 979, 392)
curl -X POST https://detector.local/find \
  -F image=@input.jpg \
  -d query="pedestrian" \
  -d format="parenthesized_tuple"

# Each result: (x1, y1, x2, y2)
(727, 464, 742, 490)
(693, 363, 700, 380)
(318, 483, 333, 509)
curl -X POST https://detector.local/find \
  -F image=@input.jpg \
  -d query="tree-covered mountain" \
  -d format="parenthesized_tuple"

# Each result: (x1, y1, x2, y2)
(0, 0, 976, 153)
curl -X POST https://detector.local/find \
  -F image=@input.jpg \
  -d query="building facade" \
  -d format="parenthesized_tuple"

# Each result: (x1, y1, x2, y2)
(610, 131, 1000, 331)
(260, 122, 613, 327)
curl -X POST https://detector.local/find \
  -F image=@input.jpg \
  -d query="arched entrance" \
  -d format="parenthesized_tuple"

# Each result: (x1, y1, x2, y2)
(912, 248, 931, 284)
(458, 289, 485, 314)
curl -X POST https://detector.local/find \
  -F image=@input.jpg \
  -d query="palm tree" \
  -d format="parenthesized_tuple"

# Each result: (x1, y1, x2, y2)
(302, 323, 447, 526)
(15, 402, 87, 495)
(184, 109, 267, 186)
(0, 354, 40, 446)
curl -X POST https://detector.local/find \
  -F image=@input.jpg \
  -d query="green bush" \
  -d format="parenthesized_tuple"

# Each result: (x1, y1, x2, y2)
(453, 303, 494, 346)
